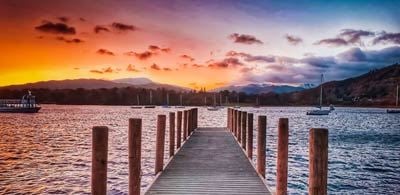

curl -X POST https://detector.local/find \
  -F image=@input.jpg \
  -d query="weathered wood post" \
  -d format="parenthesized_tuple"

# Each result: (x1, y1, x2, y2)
(129, 119, 142, 195)
(92, 126, 109, 195)
(276, 118, 289, 195)
(169, 112, 175, 157)
(247, 113, 253, 159)
(227, 108, 231, 130)
(237, 111, 242, 143)
(257, 115, 266, 178)
(176, 111, 182, 149)
(309, 128, 328, 195)
(194, 108, 198, 130)
(235, 110, 239, 139)
(183, 110, 188, 140)
(155, 115, 166, 174)
(241, 111, 247, 149)
(188, 109, 192, 135)
(233, 110, 237, 136)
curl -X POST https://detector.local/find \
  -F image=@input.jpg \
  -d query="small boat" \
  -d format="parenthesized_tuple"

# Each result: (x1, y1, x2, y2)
(163, 93, 171, 108)
(207, 107, 219, 111)
(329, 104, 335, 111)
(307, 74, 330, 115)
(131, 94, 142, 109)
(0, 91, 41, 113)
(207, 93, 220, 111)
(175, 94, 185, 108)
(306, 110, 331, 115)
(387, 84, 400, 113)
(144, 105, 156, 109)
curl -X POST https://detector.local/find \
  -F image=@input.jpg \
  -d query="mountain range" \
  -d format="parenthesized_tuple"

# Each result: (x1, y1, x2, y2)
(0, 77, 189, 92)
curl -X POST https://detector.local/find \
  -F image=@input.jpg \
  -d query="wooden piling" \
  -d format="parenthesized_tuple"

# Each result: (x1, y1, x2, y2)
(188, 109, 192, 135)
(237, 111, 242, 143)
(247, 113, 253, 159)
(276, 118, 289, 195)
(194, 108, 198, 130)
(176, 111, 182, 149)
(233, 110, 237, 136)
(155, 115, 166, 174)
(241, 111, 247, 149)
(183, 110, 188, 140)
(227, 108, 231, 130)
(169, 112, 175, 157)
(92, 126, 109, 195)
(257, 115, 266, 178)
(128, 119, 142, 195)
(309, 128, 328, 195)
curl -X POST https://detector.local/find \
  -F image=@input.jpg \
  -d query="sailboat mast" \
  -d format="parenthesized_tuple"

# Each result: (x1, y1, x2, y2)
(180, 94, 183, 106)
(396, 85, 399, 107)
(167, 93, 170, 106)
(137, 94, 140, 105)
(219, 93, 222, 106)
(150, 91, 153, 105)
(320, 74, 323, 108)
(204, 96, 207, 105)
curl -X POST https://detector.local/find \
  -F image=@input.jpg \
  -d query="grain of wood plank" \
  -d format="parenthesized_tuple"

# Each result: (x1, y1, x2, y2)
(145, 127, 271, 195)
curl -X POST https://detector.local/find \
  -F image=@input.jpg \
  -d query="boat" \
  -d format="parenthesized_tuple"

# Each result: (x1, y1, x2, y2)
(254, 96, 261, 108)
(0, 91, 41, 113)
(234, 94, 241, 109)
(131, 94, 142, 109)
(162, 93, 171, 108)
(387, 84, 400, 113)
(175, 94, 185, 108)
(329, 104, 335, 111)
(307, 74, 330, 115)
(144, 91, 156, 108)
(207, 93, 219, 111)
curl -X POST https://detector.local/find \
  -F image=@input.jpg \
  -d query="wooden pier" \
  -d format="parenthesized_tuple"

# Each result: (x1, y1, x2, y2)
(91, 107, 329, 195)
(145, 127, 271, 194)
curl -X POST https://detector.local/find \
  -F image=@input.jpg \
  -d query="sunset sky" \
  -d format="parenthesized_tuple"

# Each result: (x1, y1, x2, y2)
(0, 0, 399, 89)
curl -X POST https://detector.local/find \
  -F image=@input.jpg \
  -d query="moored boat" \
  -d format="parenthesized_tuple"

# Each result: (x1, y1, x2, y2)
(0, 91, 41, 113)
(387, 85, 399, 113)
(307, 74, 330, 115)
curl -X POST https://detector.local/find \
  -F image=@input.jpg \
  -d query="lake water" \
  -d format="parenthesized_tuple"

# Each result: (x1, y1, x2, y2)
(0, 105, 399, 194)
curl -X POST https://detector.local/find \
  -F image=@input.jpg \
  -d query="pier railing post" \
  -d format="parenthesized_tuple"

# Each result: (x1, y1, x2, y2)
(188, 109, 192, 135)
(309, 128, 328, 195)
(233, 110, 237, 136)
(176, 111, 182, 149)
(194, 108, 198, 130)
(169, 112, 175, 157)
(238, 111, 242, 143)
(227, 108, 231, 130)
(129, 119, 142, 195)
(247, 113, 253, 159)
(241, 111, 247, 149)
(257, 115, 266, 178)
(92, 126, 109, 195)
(276, 118, 289, 195)
(155, 115, 166, 174)
(183, 110, 188, 140)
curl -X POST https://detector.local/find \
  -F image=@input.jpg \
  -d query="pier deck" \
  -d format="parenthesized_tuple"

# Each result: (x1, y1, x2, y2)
(145, 127, 271, 195)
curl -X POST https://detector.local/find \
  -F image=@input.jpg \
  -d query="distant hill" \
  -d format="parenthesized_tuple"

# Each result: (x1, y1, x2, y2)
(0, 78, 189, 91)
(214, 83, 305, 94)
(289, 63, 400, 106)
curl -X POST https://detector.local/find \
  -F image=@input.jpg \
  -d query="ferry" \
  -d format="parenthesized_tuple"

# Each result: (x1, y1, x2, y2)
(0, 91, 41, 113)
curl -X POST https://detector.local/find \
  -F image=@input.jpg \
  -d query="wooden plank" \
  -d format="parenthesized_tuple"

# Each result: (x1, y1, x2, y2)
(145, 127, 271, 195)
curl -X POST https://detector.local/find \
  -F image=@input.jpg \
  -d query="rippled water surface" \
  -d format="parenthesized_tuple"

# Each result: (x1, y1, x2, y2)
(0, 105, 399, 194)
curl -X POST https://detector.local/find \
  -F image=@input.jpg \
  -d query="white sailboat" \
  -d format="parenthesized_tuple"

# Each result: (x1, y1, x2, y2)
(175, 94, 185, 108)
(307, 74, 330, 115)
(207, 93, 219, 111)
(145, 91, 155, 108)
(162, 93, 171, 108)
(131, 94, 142, 109)
(234, 94, 240, 109)
(387, 84, 400, 113)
